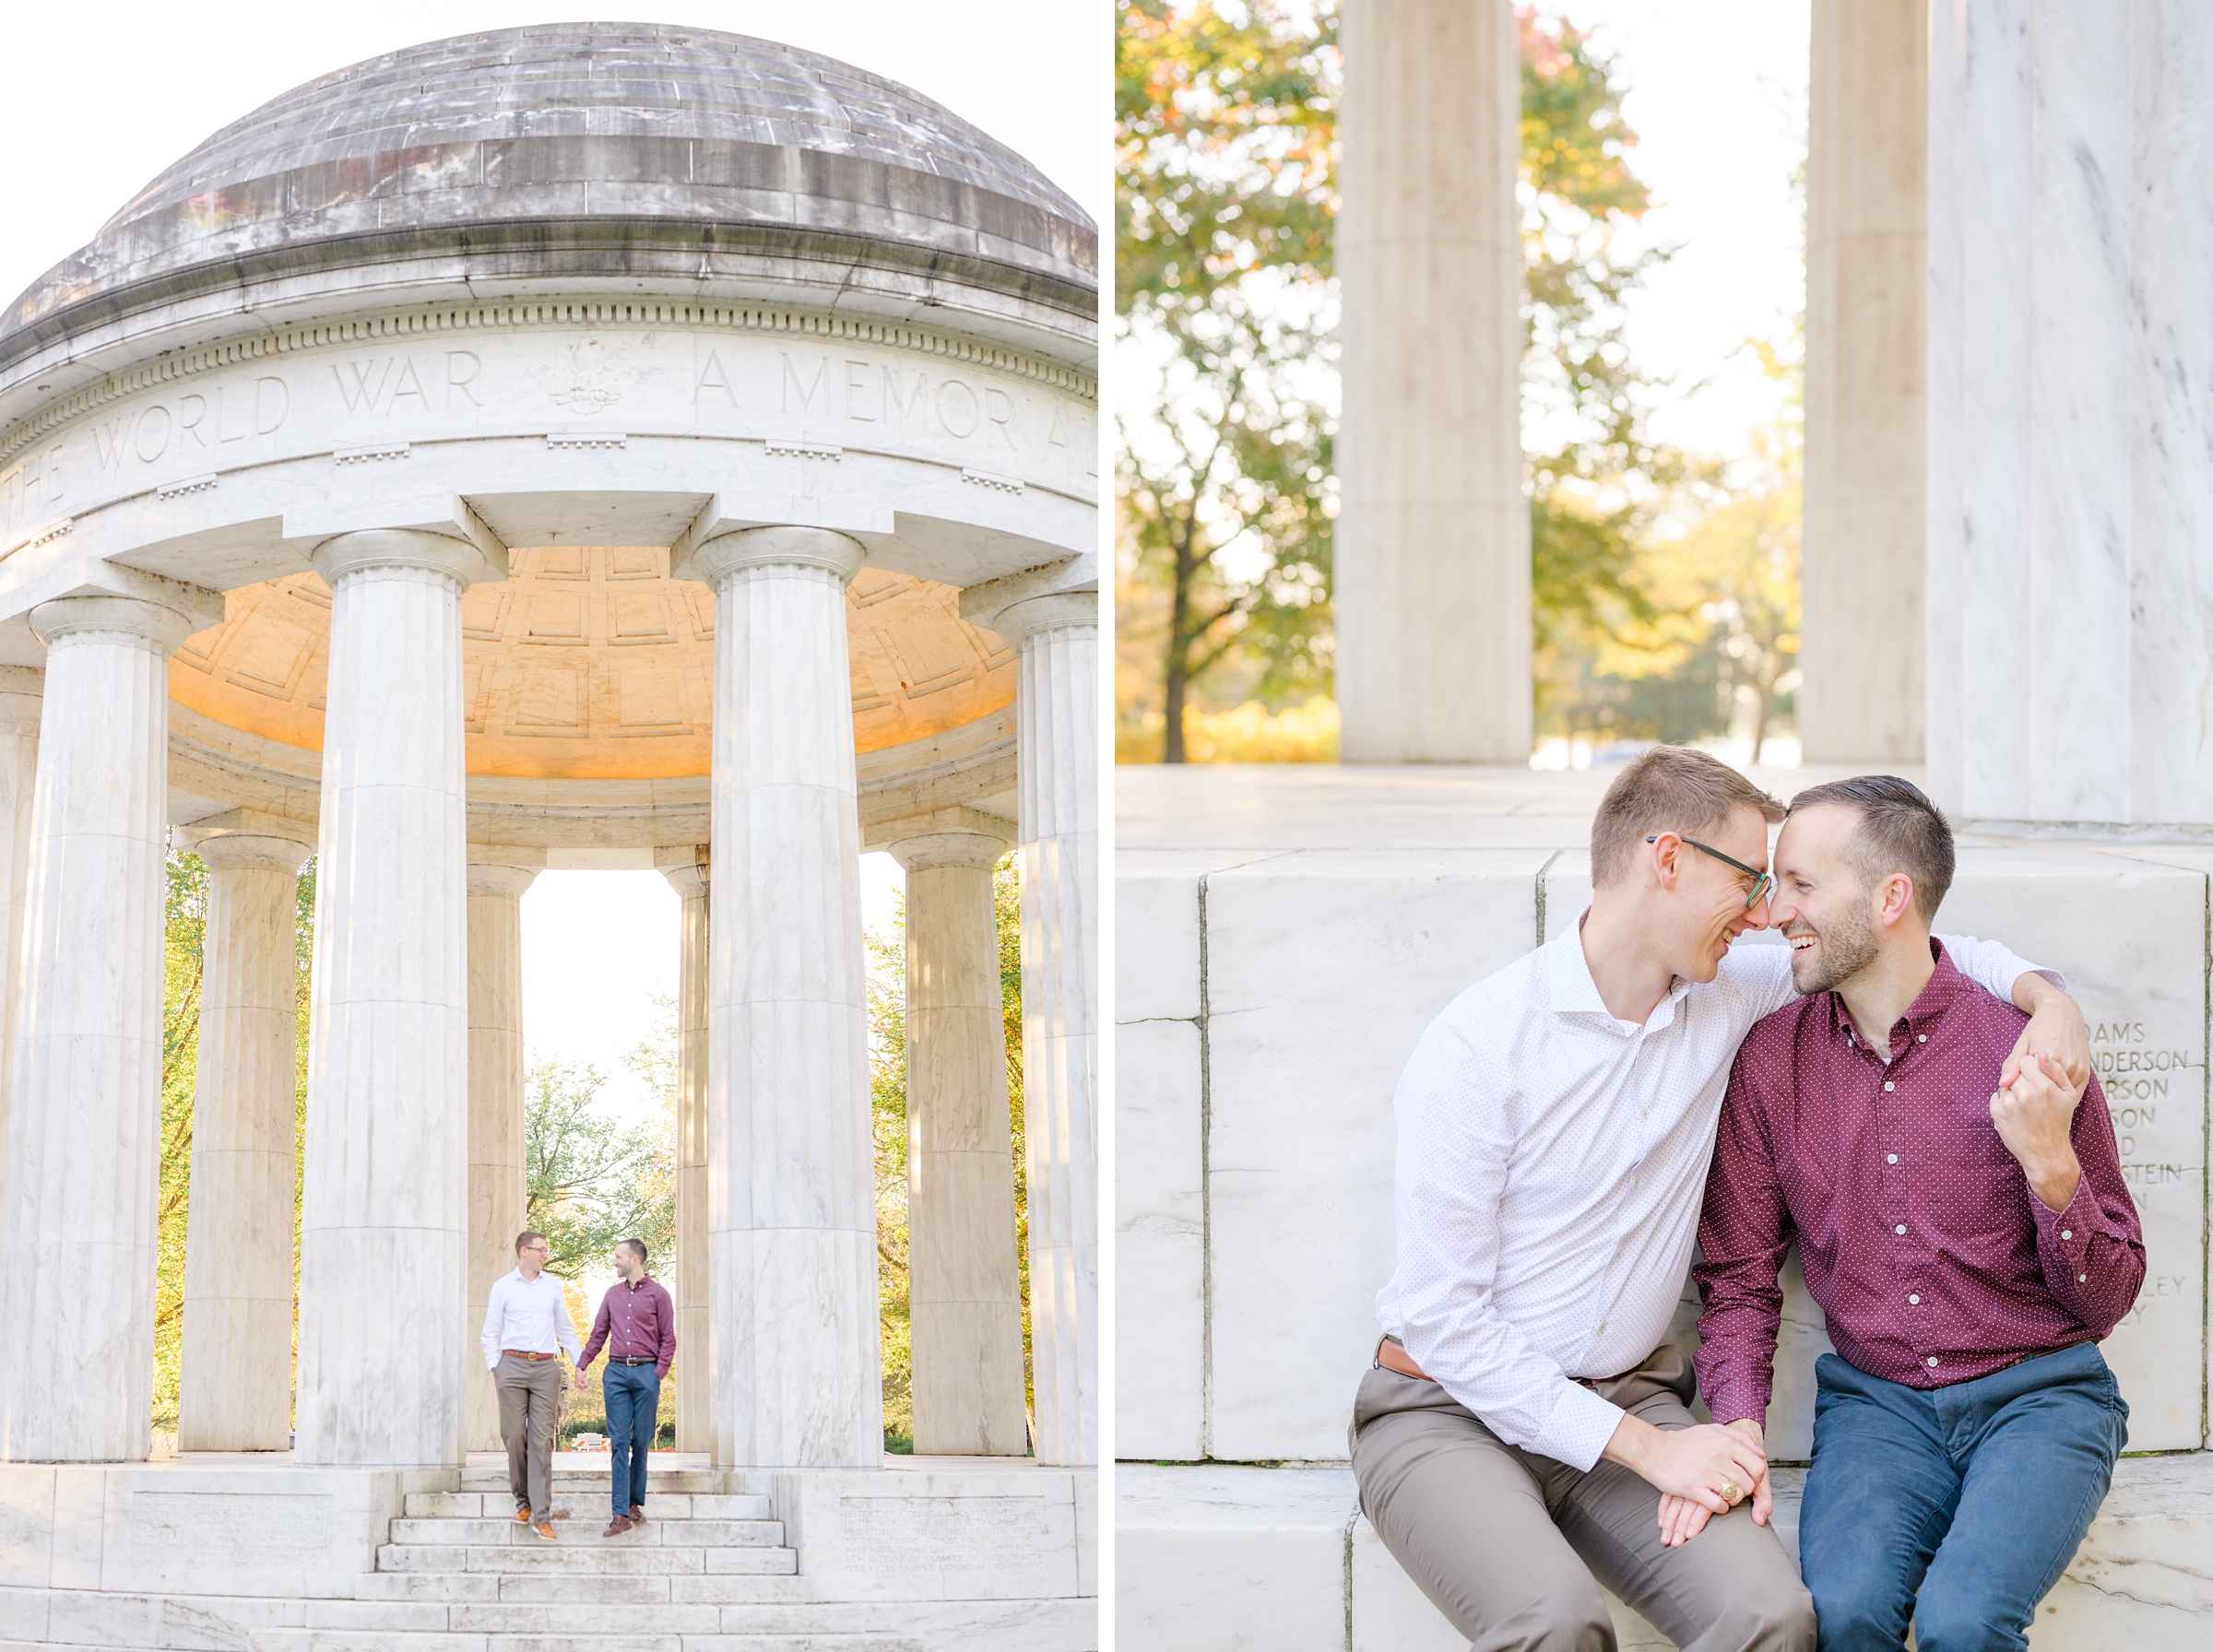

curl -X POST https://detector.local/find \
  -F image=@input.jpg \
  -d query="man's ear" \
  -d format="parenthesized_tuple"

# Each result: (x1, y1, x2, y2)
(1876, 872, 1916, 928)
(1648, 832, 1681, 892)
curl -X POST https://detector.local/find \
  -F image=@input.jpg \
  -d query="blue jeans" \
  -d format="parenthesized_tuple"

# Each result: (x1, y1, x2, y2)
(1798, 1342, 2127, 1652)
(603, 1362, 661, 1517)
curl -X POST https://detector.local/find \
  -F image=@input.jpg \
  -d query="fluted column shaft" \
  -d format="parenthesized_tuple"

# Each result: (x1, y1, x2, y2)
(298, 529, 499, 1468)
(1000, 594, 1098, 1467)
(662, 858, 711, 1454)
(178, 830, 314, 1452)
(1337, 0, 1529, 761)
(464, 860, 538, 1453)
(0, 596, 204, 1460)
(683, 525, 877, 1469)
(0, 667, 41, 1271)
(889, 829, 1027, 1457)
(1802, 0, 1928, 762)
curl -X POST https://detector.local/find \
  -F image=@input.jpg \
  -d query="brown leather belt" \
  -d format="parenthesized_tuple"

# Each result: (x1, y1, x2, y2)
(503, 1350, 557, 1361)
(1378, 1336, 1604, 1392)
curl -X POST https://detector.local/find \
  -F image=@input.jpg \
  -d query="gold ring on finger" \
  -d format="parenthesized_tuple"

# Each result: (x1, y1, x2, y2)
(1721, 1480, 1741, 1505)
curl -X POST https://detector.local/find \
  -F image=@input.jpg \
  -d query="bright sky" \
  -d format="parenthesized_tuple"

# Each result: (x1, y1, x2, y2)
(0, 2, 1083, 1119)
(1560, 0, 1813, 466)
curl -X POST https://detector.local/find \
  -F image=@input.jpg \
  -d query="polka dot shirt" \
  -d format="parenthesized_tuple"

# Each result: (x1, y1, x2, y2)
(1693, 939, 2145, 1427)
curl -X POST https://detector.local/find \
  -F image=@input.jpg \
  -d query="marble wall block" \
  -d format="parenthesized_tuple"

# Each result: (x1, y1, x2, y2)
(682, 527, 879, 1469)
(1335, 0, 1530, 761)
(1116, 1467, 1351, 1652)
(462, 857, 537, 1454)
(662, 856, 711, 1454)
(1004, 595, 1100, 1467)
(891, 829, 1028, 1457)
(297, 532, 488, 1469)
(1800, 0, 1928, 763)
(179, 829, 314, 1453)
(1928, 2, 2213, 826)
(0, 596, 205, 1461)
(771, 1468, 1085, 1603)
(1204, 851, 1549, 1461)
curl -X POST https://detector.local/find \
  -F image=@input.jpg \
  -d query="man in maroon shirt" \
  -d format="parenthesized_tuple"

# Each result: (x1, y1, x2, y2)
(1690, 776, 2144, 1651)
(576, 1237, 677, 1536)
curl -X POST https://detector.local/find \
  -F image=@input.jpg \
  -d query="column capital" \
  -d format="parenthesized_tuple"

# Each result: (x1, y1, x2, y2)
(193, 830, 314, 876)
(310, 528, 506, 590)
(958, 557, 1097, 649)
(466, 842, 543, 900)
(30, 593, 214, 655)
(671, 525, 866, 590)
(657, 847, 710, 900)
(884, 808, 1015, 872)
(0, 665, 41, 732)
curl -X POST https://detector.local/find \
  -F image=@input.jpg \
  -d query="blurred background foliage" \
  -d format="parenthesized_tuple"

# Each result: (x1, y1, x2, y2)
(1115, 0, 1803, 764)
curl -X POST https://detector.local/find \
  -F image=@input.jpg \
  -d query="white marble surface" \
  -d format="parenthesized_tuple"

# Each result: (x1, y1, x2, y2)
(1002, 595, 1099, 1466)
(0, 667, 39, 1280)
(461, 856, 537, 1455)
(1800, 0, 1926, 763)
(1334, 0, 1529, 762)
(688, 527, 880, 1469)
(888, 827, 1028, 1457)
(662, 855, 711, 1455)
(1927, 2, 2213, 827)
(178, 829, 314, 1453)
(296, 532, 479, 1469)
(0, 596, 203, 1460)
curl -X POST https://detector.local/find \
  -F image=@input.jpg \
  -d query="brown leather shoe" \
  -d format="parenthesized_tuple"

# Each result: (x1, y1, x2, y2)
(629, 1503, 646, 1523)
(514, 1505, 532, 1524)
(533, 1521, 557, 1540)
(602, 1515, 633, 1537)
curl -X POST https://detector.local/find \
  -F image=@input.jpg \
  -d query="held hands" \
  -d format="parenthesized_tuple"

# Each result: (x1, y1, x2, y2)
(1991, 1051, 2086, 1212)
(1651, 1420, 1770, 1548)
(1603, 1414, 1768, 1549)
(2002, 987, 2089, 1094)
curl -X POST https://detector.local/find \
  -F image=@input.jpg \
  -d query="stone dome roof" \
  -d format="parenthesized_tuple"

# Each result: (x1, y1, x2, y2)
(0, 22, 1095, 355)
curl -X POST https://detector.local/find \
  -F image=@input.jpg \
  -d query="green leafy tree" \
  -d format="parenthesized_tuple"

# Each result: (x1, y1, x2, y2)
(523, 1058, 673, 1278)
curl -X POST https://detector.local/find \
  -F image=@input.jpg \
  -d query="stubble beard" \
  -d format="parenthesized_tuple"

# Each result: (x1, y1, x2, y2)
(1793, 899, 1882, 996)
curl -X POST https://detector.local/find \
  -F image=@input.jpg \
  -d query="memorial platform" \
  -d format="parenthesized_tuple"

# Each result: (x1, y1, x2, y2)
(0, 1452, 1095, 1651)
(1116, 763, 2211, 1648)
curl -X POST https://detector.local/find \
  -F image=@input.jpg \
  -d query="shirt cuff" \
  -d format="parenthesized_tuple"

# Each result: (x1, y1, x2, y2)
(2030, 1182, 2098, 1281)
(1535, 1380, 1628, 1474)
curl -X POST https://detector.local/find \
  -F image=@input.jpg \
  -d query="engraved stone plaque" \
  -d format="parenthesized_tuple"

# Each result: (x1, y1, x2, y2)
(127, 1492, 335, 1571)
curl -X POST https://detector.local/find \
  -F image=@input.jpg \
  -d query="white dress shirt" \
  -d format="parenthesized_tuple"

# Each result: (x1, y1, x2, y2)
(1375, 924, 2053, 1471)
(481, 1268, 584, 1369)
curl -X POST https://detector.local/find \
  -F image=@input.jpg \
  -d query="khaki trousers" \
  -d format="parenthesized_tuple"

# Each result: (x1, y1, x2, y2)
(494, 1353, 562, 1517)
(1350, 1347, 1815, 1652)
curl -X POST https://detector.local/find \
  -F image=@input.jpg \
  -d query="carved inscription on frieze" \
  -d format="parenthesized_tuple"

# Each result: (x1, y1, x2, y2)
(839, 1494, 1046, 1575)
(128, 1491, 336, 1570)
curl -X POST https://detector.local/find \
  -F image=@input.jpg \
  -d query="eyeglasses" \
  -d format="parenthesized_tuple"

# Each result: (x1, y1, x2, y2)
(1647, 834, 1775, 909)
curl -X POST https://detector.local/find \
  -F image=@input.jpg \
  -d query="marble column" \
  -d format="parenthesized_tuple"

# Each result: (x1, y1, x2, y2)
(1801, 0, 1927, 764)
(996, 592, 1098, 1467)
(1927, 3, 2213, 826)
(463, 857, 538, 1454)
(177, 828, 314, 1452)
(887, 824, 1028, 1457)
(675, 525, 878, 1469)
(0, 595, 207, 1460)
(660, 855, 711, 1454)
(1336, 0, 1529, 762)
(0, 667, 40, 1262)
(296, 529, 498, 1468)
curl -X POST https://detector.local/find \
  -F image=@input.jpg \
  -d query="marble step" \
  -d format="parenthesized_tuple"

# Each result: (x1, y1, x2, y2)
(376, 1544, 797, 1576)
(457, 1469, 724, 1494)
(242, 1635, 919, 1652)
(408, 1494, 771, 1521)
(354, 1575, 818, 1606)
(388, 1518, 784, 1548)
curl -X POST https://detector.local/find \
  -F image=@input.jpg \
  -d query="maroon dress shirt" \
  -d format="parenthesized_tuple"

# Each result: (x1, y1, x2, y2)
(580, 1275, 677, 1378)
(1694, 939, 2144, 1428)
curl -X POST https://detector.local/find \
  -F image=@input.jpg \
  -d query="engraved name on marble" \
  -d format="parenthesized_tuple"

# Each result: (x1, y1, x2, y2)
(127, 1492, 335, 1569)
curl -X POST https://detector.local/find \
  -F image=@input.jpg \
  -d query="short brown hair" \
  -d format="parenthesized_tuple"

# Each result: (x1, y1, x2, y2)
(1785, 774, 1955, 920)
(1591, 746, 1785, 887)
(515, 1231, 548, 1254)
(617, 1237, 647, 1262)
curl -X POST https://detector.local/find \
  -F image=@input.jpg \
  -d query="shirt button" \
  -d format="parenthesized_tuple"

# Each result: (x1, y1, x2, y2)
(1927, 1356, 1939, 1367)
(1917, 1034, 1926, 1043)
(1895, 1224, 1907, 1235)
(2079, 1274, 2089, 1283)
(1884, 1081, 1896, 1092)
(2062, 1230, 2073, 1240)
(1909, 1294, 1921, 1304)
(1888, 1154, 1899, 1164)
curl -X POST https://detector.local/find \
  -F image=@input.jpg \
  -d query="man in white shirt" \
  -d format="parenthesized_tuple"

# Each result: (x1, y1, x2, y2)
(481, 1230, 583, 1538)
(1351, 747, 2087, 1651)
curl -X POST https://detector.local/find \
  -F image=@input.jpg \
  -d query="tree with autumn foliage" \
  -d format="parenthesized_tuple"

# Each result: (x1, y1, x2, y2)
(1117, 2, 1693, 760)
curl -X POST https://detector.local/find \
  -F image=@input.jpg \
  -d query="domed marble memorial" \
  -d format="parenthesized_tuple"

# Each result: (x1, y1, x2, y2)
(0, 25, 1095, 1645)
